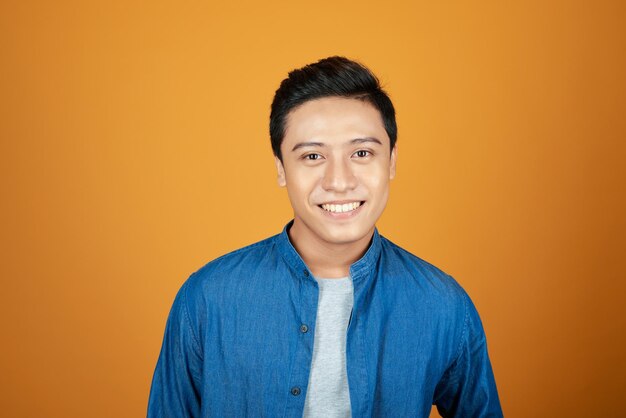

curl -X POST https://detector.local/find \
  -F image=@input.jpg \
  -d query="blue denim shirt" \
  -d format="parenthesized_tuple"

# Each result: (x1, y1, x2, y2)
(148, 222, 503, 417)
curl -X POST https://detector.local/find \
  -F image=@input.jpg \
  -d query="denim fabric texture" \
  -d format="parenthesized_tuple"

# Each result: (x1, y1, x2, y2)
(148, 221, 503, 417)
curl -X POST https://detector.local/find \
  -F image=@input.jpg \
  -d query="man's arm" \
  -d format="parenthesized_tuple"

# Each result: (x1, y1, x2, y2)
(148, 280, 203, 417)
(433, 292, 503, 417)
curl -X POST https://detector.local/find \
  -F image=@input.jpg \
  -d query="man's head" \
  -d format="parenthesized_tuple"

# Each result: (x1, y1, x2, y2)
(271, 57, 398, 248)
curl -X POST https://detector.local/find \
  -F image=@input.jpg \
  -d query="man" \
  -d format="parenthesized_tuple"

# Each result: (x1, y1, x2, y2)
(148, 56, 503, 417)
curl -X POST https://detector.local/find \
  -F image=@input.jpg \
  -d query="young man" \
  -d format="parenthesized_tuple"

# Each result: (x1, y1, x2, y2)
(148, 56, 503, 417)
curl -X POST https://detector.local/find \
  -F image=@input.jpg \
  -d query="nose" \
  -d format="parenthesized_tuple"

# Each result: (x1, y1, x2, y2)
(321, 158, 357, 192)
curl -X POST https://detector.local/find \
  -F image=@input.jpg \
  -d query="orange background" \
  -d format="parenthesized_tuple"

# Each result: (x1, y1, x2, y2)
(1, 1, 625, 417)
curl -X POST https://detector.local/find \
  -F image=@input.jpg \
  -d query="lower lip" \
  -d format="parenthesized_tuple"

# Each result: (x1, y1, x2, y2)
(319, 203, 365, 220)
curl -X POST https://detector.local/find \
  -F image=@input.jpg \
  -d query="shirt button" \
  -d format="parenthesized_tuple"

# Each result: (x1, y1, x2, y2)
(291, 386, 301, 396)
(303, 270, 309, 277)
(300, 324, 308, 333)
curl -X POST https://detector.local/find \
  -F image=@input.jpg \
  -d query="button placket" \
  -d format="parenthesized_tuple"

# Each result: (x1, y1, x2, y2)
(284, 269, 317, 416)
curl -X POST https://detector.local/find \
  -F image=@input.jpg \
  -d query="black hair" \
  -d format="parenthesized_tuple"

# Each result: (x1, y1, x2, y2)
(270, 56, 397, 161)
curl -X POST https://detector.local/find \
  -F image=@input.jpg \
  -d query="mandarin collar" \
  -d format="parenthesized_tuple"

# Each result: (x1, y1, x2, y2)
(276, 220, 382, 284)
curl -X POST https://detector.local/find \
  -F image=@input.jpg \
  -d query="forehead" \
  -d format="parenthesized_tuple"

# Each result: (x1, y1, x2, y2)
(282, 97, 389, 147)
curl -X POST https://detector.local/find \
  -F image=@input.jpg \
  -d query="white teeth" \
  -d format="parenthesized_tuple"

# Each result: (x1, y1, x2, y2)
(321, 202, 362, 213)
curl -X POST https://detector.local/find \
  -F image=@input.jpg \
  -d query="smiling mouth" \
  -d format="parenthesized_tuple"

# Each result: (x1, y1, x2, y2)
(319, 201, 364, 214)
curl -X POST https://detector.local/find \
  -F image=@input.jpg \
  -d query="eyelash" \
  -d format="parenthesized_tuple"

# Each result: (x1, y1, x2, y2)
(354, 150, 371, 158)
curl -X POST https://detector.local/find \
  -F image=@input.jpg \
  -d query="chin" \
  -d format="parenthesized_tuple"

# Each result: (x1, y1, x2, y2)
(320, 224, 373, 246)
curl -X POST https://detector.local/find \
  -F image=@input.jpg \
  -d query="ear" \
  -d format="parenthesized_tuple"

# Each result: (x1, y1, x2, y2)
(389, 145, 398, 180)
(275, 156, 287, 187)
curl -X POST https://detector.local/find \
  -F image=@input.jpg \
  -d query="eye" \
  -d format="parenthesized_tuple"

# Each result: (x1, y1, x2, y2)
(303, 153, 322, 161)
(353, 150, 371, 158)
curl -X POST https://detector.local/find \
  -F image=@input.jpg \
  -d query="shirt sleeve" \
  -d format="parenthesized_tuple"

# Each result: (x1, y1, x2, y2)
(433, 292, 503, 417)
(147, 280, 203, 417)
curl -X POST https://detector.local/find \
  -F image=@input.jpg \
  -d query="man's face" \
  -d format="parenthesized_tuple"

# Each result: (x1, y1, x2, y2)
(276, 96, 397, 247)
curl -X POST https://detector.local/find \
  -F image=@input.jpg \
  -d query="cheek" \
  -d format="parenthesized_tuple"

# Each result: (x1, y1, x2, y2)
(290, 171, 325, 198)
(362, 168, 389, 192)
(286, 174, 319, 202)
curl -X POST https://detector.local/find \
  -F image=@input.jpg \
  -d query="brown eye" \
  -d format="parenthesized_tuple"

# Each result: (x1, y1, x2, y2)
(305, 154, 321, 160)
(354, 150, 370, 158)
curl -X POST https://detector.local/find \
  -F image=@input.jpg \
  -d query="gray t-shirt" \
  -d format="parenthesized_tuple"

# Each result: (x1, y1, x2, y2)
(303, 276, 354, 418)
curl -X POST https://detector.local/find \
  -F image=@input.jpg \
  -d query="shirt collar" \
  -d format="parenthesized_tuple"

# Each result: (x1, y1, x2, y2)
(275, 220, 382, 284)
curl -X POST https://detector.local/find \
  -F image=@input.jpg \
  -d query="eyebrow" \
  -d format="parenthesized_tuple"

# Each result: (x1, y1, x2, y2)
(351, 137, 382, 146)
(291, 137, 382, 152)
(291, 141, 324, 152)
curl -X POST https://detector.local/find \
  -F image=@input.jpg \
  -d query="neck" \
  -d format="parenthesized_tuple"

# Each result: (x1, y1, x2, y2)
(288, 219, 374, 278)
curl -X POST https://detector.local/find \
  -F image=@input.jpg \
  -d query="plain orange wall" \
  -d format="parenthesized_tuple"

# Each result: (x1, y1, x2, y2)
(1, 0, 625, 417)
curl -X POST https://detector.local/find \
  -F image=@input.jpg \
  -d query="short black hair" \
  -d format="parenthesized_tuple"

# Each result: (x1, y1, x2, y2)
(270, 56, 397, 161)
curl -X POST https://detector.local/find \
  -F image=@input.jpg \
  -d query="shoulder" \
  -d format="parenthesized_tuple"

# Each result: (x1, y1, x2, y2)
(180, 233, 281, 310)
(378, 236, 482, 359)
(185, 233, 281, 290)
(379, 236, 465, 293)
(378, 235, 471, 310)
(170, 233, 283, 336)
